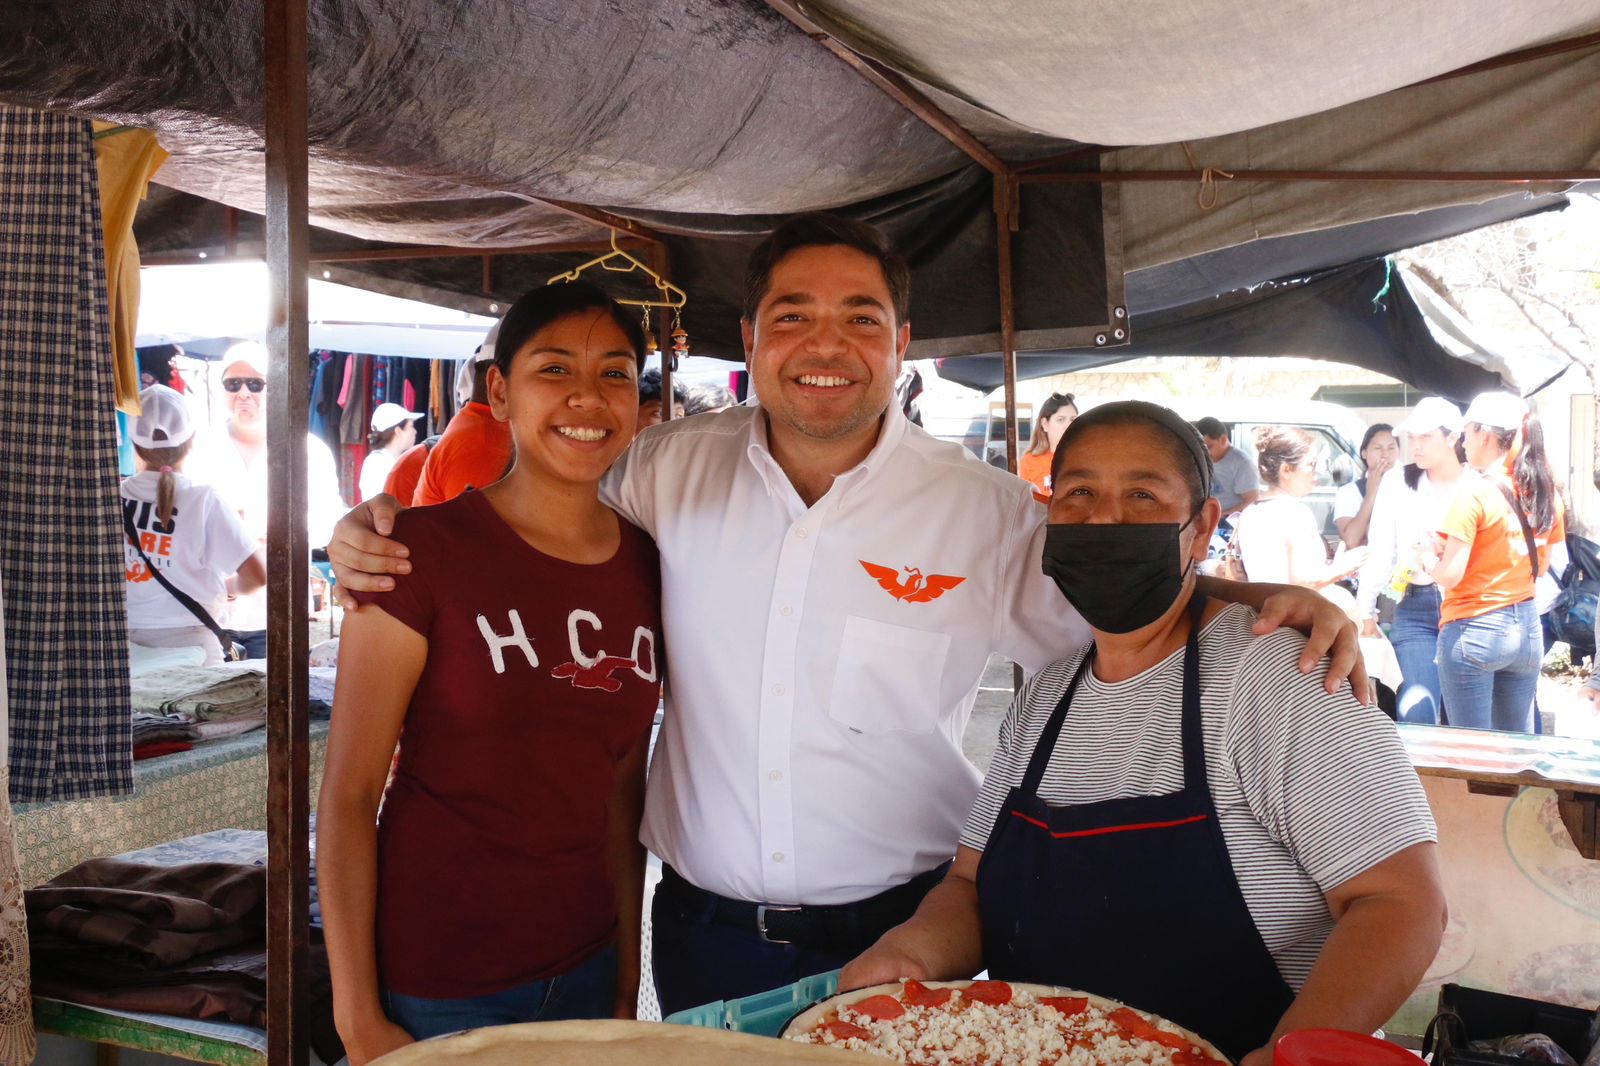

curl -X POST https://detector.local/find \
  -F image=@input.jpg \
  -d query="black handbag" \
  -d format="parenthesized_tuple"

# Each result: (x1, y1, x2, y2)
(121, 507, 243, 662)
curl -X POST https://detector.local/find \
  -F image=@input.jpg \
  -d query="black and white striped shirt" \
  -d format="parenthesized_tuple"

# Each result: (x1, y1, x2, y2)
(961, 603, 1436, 988)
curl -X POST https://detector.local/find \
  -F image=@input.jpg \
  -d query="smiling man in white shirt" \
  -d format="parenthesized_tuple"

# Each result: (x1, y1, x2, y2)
(328, 213, 1365, 1016)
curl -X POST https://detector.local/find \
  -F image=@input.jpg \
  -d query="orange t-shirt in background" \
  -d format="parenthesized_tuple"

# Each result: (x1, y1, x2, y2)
(383, 441, 431, 506)
(1017, 451, 1053, 501)
(413, 403, 514, 506)
(1437, 476, 1565, 626)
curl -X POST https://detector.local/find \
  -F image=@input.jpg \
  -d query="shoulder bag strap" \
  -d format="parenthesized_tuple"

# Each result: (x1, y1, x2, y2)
(121, 506, 241, 661)
(1492, 480, 1541, 582)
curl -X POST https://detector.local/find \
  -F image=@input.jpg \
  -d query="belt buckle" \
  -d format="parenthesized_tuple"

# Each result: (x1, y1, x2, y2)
(756, 904, 802, 944)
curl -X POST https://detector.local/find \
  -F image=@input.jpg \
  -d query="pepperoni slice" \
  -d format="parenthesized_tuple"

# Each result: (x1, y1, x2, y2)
(1109, 1007, 1189, 1050)
(962, 980, 1013, 1006)
(849, 995, 905, 1021)
(1040, 995, 1089, 1017)
(902, 979, 953, 1007)
(819, 1019, 872, 1042)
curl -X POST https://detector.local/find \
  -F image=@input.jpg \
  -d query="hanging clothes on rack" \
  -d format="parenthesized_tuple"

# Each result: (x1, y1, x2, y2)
(91, 123, 167, 417)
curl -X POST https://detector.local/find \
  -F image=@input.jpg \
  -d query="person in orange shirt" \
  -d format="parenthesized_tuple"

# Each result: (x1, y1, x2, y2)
(413, 342, 514, 506)
(1427, 391, 1564, 732)
(1017, 392, 1076, 499)
(382, 436, 439, 507)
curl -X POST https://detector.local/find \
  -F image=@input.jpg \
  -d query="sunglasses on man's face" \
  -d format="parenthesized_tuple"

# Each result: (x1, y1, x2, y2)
(223, 377, 266, 394)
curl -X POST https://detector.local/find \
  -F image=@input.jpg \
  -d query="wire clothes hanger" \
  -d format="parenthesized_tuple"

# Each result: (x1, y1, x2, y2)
(547, 230, 687, 310)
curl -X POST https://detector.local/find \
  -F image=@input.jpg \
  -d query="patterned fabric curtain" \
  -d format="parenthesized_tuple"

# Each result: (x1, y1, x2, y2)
(0, 104, 132, 801)
(0, 572, 37, 1064)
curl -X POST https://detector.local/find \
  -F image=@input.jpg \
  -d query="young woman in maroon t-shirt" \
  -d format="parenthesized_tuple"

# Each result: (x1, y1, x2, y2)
(319, 281, 661, 1064)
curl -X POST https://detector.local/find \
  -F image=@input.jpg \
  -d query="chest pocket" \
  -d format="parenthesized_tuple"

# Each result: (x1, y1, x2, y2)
(828, 616, 951, 735)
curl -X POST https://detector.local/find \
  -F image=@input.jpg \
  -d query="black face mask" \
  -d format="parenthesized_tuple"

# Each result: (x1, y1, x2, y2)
(1041, 518, 1197, 634)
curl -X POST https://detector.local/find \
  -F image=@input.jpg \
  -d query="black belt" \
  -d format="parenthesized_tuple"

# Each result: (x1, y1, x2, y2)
(657, 862, 951, 952)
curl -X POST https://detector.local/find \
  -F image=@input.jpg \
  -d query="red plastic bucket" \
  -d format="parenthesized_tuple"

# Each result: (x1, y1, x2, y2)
(1273, 1029, 1421, 1065)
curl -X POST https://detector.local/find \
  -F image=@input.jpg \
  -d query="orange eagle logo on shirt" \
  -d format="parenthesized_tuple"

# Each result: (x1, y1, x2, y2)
(550, 656, 638, 693)
(859, 561, 966, 603)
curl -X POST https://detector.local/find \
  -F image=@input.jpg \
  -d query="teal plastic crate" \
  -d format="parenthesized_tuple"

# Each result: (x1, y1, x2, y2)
(665, 969, 841, 1037)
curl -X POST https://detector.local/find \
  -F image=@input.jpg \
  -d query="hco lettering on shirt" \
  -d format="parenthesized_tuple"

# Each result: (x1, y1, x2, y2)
(476, 609, 538, 673)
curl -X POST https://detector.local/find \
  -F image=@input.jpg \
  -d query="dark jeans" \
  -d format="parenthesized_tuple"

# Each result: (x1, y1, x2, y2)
(382, 945, 616, 1040)
(1389, 584, 1443, 725)
(225, 629, 268, 660)
(651, 865, 945, 1018)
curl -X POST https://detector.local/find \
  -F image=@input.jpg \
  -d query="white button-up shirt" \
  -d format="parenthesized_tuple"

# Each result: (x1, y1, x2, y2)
(603, 404, 1088, 905)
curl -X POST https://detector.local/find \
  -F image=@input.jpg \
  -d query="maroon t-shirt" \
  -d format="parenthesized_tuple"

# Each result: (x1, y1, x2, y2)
(366, 490, 661, 998)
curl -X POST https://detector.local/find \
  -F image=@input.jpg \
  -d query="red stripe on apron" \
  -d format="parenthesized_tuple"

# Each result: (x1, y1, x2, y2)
(1008, 811, 1209, 839)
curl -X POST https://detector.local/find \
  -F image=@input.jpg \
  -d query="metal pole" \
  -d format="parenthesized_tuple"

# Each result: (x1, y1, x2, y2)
(995, 176, 1026, 695)
(654, 245, 675, 422)
(264, 0, 310, 1060)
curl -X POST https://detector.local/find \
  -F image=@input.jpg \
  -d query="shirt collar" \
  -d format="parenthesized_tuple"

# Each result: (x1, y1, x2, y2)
(743, 401, 909, 500)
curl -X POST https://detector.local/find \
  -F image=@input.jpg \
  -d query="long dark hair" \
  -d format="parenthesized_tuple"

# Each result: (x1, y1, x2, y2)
(1026, 392, 1077, 457)
(1483, 412, 1559, 532)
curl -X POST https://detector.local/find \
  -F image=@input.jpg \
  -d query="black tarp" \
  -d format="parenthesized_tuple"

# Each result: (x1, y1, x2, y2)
(936, 258, 1505, 402)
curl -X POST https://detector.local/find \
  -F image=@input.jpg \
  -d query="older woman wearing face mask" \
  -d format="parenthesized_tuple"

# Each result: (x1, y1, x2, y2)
(840, 402, 1444, 1066)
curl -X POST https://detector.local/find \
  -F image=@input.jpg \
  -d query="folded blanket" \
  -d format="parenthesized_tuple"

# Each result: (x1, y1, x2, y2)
(27, 858, 342, 1062)
(27, 860, 263, 966)
(133, 741, 193, 761)
(130, 664, 267, 720)
(131, 711, 200, 745)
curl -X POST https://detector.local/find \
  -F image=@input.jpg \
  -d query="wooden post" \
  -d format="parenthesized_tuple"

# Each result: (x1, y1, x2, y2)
(263, 0, 311, 1061)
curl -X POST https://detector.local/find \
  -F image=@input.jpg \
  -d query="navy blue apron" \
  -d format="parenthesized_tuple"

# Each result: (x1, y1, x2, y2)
(976, 596, 1294, 1062)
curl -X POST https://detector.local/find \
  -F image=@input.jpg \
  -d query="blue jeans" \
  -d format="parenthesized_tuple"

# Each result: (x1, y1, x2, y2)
(382, 945, 616, 1041)
(1389, 584, 1444, 725)
(1438, 600, 1541, 733)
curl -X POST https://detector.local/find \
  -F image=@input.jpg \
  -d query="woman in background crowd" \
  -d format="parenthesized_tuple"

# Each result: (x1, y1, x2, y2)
(1018, 392, 1077, 497)
(1358, 399, 1470, 725)
(359, 403, 422, 503)
(121, 385, 265, 664)
(1234, 426, 1365, 593)
(1427, 392, 1564, 732)
(1335, 423, 1399, 549)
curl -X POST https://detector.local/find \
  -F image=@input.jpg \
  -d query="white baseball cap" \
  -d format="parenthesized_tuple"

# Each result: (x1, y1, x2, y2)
(474, 320, 500, 364)
(1462, 390, 1527, 431)
(220, 340, 268, 379)
(131, 385, 195, 449)
(1397, 397, 1464, 436)
(371, 402, 423, 433)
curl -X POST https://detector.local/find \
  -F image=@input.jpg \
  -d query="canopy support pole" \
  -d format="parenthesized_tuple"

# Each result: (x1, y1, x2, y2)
(654, 244, 675, 422)
(759, 0, 1007, 177)
(994, 177, 1027, 694)
(264, 0, 311, 1060)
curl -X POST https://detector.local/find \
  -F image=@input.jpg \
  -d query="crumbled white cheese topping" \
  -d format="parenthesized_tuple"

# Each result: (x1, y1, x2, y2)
(788, 983, 1221, 1066)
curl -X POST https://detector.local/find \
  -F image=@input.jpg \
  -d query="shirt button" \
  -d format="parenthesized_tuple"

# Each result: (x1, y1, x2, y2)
(780, 605, 793, 616)
(773, 684, 786, 696)
(769, 770, 783, 782)
(772, 852, 785, 863)
(795, 527, 808, 538)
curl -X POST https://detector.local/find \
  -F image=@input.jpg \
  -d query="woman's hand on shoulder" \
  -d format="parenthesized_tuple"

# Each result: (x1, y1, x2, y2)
(1252, 586, 1371, 704)
(329, 495, 411, 605)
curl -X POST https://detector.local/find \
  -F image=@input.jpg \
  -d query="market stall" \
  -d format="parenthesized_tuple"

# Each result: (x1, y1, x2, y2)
(4, 1, 1600, 1063)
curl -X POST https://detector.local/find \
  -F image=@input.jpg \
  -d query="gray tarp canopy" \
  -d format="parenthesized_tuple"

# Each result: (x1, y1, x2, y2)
(3, 0, 1600, 390)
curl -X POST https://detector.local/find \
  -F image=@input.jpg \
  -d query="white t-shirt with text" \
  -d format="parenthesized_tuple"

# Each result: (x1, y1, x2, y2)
(122, 472, 257, 631)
